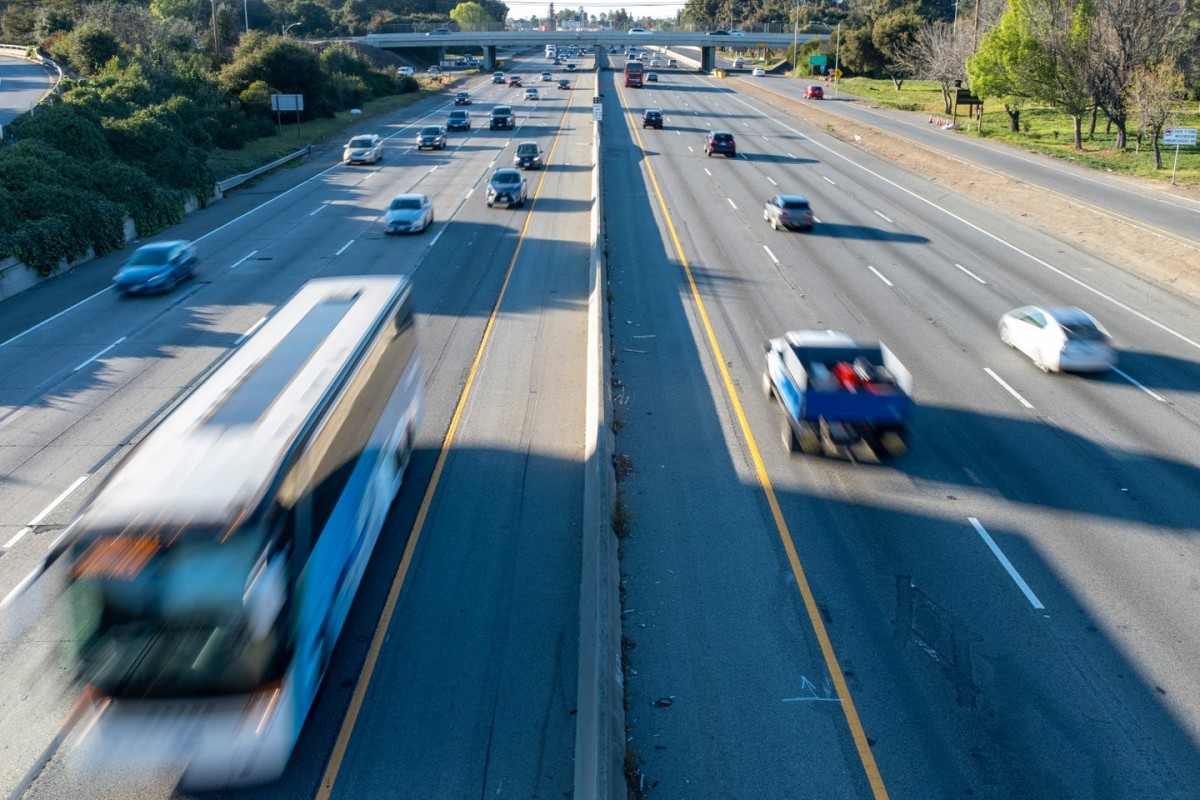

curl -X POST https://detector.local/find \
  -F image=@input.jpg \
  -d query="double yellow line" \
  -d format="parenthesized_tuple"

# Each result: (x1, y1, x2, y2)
(615, 78, 891, 800)
(317, 84, 582, 800)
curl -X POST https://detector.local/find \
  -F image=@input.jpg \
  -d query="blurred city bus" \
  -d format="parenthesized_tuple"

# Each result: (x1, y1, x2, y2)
(61, 276, 423, 788)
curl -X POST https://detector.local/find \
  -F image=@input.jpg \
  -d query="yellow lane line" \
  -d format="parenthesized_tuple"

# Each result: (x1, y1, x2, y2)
(316, 83, 582, 800)
(615, 78, 891, 800)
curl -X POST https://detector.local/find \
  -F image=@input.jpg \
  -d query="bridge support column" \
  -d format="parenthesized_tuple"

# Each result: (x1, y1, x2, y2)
(483, 45, 497, 71)
(700, 46, 716, 73)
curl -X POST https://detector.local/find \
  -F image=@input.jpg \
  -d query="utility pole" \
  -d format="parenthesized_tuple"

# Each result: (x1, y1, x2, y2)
(833, 23, 840, 97)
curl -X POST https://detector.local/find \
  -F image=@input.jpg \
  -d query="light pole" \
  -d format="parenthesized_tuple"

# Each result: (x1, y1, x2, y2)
(244, 0, 249, 31)
(283, 21, 301, 36)
(210, 0, 220, 65)
(791, 1, 799, 77)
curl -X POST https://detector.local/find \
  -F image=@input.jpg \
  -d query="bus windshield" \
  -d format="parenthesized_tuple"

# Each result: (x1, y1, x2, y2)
(71, 529, 287, 698)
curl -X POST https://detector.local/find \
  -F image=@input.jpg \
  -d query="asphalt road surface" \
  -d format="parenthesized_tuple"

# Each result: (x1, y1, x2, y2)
(0, 51, 593, 800)
(1, 50, 1199, 800)
(0, 53, 55, 127)
(606, 62, 1200, 799)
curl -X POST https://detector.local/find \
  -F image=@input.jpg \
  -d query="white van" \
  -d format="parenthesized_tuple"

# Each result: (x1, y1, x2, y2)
(397, 66, 414, 76)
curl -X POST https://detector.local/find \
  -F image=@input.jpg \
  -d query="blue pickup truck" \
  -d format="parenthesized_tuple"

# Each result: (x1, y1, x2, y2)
(763, 330, 914, 461)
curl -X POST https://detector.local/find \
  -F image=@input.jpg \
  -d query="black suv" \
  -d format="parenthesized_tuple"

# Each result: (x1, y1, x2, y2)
(704, 131, 736, 157)
(514, 141, 543, 170)
(490, 106, 516, 130)
(642, 109, 664, 129)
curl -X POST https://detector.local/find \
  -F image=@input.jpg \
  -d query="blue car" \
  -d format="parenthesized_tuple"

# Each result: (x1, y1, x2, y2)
(114, 241, 197, 295)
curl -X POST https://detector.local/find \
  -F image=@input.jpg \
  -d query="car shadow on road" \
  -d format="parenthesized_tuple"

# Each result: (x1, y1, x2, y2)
(803, 223, 929, 243)
(737, 152, 820, 165)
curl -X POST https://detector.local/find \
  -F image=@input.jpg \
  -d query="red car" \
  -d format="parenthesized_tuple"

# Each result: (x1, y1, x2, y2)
(804, 85, 824, 99)
(508, 76, 522, 87)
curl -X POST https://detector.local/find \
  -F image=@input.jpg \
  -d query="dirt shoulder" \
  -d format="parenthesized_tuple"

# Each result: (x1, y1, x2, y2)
(733, 77, 1200, 303)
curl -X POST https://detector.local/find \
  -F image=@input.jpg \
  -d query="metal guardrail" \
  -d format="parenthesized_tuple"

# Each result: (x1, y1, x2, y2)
(216, 146, 312, 193)
(0, 42, 64, 120)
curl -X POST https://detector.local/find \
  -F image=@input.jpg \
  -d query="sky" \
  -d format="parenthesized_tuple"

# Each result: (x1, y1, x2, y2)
(502, 1, 688, 21)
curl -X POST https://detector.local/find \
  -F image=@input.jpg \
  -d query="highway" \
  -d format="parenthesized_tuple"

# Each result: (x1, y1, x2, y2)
(674, 44, 1200, 256)
(0, 52, 594, 799)
(0, 45, 1198, 800)
(604, 56, 1200, 798)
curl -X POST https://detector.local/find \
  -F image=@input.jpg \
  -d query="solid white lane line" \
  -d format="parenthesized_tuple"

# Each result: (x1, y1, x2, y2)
(763, 246, 780, 264)
(335, 240, 354, 256)
(767, 176, 777, 186)
(868, 266, 893, 287)
(955, 263, 987, 284)
(984, 367, 1034, 409)
(308, 204, 327, 216)
(74, 336, 126, 372)
(1, 286, 114, 350)
(1112, 367, 1166, 402)
(235, 316, 268, 345)
(823, 175, 836, 184)
(787, 152, 796, 159)
(874, 209, 893, 223)
(227, 250, 258, 270)
(726, 92, 1200, 353)
(969, 517, 1045, 609)
(3, 475, 89, 550)
(727, 198, 737, 210)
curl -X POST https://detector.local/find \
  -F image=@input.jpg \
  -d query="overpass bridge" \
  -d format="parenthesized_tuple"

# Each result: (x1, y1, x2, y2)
(362, 31, 826, 72)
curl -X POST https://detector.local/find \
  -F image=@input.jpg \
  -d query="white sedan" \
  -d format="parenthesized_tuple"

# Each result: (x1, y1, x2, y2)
(998, 306, 1117, 372)
(752, 67, 766, 77)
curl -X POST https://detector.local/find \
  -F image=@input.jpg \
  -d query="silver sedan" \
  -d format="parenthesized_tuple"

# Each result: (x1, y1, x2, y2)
(384, 193, 434, 234)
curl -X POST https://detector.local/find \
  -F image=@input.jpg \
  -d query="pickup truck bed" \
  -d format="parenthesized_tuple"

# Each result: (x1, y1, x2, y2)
(763, 330, 914, 461)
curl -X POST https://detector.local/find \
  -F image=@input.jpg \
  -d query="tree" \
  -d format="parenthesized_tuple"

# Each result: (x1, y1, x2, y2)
(968, 9, 1033, 131)
(450, 1, 492, 28)
(872, 7, 923, 88)
(149, 0, 199, 22)
(1127, 59, 1185, 168)
(67, 24, 124, 75)
(893, 21, 974, 112)
(1086, 0, 1189, 150)
(971, 0, 1093, 148)
(218, 32, 327, 117)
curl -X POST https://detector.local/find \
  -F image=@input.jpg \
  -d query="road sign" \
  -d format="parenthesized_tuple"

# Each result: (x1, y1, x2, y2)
(809, 54, 827, 67)
(1162, 127, 1197, 146)
(955, 88, 982, 106)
